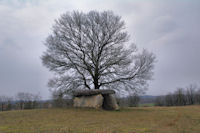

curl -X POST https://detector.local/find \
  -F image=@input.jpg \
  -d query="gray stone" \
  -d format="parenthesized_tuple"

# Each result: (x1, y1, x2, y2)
(73, 94, 103, 109)
(102, 94, 119, 110)
(73, 89, 120, 110)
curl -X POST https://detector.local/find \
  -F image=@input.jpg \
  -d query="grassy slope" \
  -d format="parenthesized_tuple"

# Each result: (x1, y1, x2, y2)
(0, 106, 200, 133)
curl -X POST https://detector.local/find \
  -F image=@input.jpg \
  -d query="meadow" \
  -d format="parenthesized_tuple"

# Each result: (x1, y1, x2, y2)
(0, 106, 200, 133)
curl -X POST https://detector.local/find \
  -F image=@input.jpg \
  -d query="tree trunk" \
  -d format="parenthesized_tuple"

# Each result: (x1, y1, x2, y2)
(94, 73, 100, 89)
(94, 79, 100, 89)
(94, 65, 100, 89)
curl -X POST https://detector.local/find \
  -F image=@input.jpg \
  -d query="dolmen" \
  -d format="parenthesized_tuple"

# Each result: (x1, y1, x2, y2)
(73, 89, 119, 110)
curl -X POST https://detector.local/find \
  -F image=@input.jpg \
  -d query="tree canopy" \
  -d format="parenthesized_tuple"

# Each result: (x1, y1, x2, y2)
(42, 11, 156, 96)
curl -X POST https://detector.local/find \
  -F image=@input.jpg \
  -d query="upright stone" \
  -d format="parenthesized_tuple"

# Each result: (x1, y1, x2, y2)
(102, 94, 119, 110)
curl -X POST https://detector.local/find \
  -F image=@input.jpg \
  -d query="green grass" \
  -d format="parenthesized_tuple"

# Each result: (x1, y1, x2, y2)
(0, 106, 200, 133)
(139, 103, 155, 107)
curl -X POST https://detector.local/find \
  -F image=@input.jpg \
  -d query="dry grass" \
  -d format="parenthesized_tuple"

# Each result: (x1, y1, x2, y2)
(0, 106, 200, 133)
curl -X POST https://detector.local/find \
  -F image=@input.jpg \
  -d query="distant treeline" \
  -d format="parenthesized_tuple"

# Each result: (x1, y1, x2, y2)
(51, 83, 200, 108)
(1, 84, 200, 111)
(0, 90, 156, 111)
(0, 92, 53, 111)
(116, 94, 140, 107)
(155, 84, 200, 106)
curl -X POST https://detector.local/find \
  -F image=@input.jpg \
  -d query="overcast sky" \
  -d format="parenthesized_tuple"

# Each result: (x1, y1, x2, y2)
(0, 0, 200, 99)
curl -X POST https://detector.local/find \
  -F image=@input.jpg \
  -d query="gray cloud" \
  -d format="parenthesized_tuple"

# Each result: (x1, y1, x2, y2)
(0, 0, 200, 98)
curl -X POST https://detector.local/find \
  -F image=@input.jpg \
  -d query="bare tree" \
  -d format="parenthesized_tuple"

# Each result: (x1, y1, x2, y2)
(42, 11, 155, 95)
(16, 92, 41, 109)
(32, 93, 42, 109)
(165, 93, 174, 106)
(195, 89, 200, 104)
(16, 92, 30, 109)
(127, 93, 140, 107)
(174, 88, 187, 106)
(155, 96, 165, 106)
(0, 96, 7, 111)
(186, 84, 196, 105)
(0, 96, 12, 111)
(51, 89, 65, 107)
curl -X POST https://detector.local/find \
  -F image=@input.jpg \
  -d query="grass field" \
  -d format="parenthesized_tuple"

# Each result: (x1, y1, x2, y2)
(0, 106, 200, 133)
(138, 103, 155, 107)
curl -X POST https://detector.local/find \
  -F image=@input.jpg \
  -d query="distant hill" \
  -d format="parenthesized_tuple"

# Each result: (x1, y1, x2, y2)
(139, 95, 157, 104)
